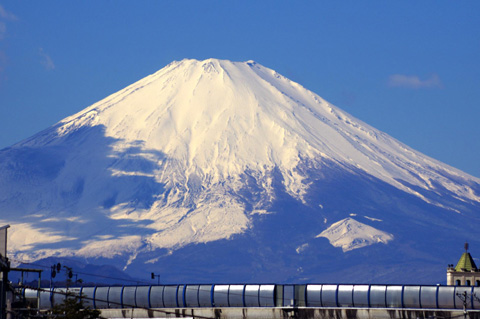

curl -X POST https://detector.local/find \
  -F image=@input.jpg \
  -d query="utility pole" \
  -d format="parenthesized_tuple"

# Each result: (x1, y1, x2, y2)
(50, 263, 61, 288)
(151, 272, 160, 285)
(456, 290, 476, 319)
(63, 266, 73, 290)
(0, 225, 10, 319)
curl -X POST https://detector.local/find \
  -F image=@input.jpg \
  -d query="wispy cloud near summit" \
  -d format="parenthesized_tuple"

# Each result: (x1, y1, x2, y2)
(0, 5, 17, 84)
(0, 5, 17, 21)
(387, 74, 443, 89)
(39, 48, 55, 70)
(0, 4, 17, 40)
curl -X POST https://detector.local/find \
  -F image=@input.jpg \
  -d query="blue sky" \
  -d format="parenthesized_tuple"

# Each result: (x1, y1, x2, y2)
(1, 1, 479, 177)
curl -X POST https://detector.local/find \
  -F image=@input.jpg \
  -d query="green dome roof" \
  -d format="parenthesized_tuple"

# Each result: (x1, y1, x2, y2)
(455, 252, 478, 271)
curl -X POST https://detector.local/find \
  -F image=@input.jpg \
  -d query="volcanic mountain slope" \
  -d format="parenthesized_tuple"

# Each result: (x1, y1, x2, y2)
(1, 59, 479, 283)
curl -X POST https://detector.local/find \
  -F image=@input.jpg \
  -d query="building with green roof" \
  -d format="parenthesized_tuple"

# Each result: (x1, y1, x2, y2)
(447, 242, 480, 286)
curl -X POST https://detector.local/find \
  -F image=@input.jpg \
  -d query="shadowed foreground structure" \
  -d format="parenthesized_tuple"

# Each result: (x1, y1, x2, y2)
(19, 283, 480, 318)
(99, 307, 479, 319)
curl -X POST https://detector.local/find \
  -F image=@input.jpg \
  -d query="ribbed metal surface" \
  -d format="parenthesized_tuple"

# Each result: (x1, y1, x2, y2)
(149, 286, 164, 308)
(321, 285, 337, 307)
(94, 287, 109, 309)
(352, 285, 369, 307)
(420, 286, 437, 308)
(108, 286, 122, 308)
(185, 285, 200, 307)
(81, 287, 95, 308)
(245, 285, 260, 307)
(213, 285, 229, 307)
(199, 285, 213, 307)
(369, 286, 386, 308)
(134, 286, 150, 308)
(386, 286, 403, 308)
(227, 285, 244, 307)
(123, 286, 137, 308)
(259, 285, 275, 307)
(21, 284, 480, 310)
(338, 285, 354, 307)
(403, 286, 420, 308)
(306, 285, 322, 307)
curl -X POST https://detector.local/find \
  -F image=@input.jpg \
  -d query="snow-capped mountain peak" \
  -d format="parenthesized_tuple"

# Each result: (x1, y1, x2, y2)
(38, 59, 480, 205)
(1, 59, 480, 283)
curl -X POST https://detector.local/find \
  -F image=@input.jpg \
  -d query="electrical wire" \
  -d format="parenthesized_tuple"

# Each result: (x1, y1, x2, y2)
(10, 258, 151, 285)
(10, 258, 278, 304)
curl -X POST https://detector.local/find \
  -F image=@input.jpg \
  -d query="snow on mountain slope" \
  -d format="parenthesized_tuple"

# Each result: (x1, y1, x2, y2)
(1, 59, 480, 280)
(22, 59, 480, 205)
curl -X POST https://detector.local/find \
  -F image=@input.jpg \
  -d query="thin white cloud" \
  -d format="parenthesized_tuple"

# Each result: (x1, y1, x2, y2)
(0, 5, 17, 21)
(387, 73, 443, 89)
(0, 5, 17, 81)
(39, 48, 55, 70)
(0, 50, 6, 73)
(0, 44, 6, 86)
(0, 4, 17, 39)
(0, 21, 5, 40)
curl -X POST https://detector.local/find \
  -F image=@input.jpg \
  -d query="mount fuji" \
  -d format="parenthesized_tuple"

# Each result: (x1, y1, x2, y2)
(1, 59, 479, 284)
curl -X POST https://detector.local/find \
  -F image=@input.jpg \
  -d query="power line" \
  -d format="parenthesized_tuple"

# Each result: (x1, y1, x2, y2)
(12, 259, 277, 303)
(10, 259, 151, 285)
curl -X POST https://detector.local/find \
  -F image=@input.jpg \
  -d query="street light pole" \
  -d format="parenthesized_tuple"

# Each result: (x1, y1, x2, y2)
(0, 225, 10, 319)
(151, 272, 160, 285)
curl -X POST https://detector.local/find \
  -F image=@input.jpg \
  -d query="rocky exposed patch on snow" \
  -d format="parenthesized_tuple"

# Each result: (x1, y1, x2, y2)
(316, 218, 394, 252)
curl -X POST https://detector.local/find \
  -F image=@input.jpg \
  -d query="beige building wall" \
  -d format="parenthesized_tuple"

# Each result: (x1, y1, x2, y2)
(447, 267, 480, 286)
